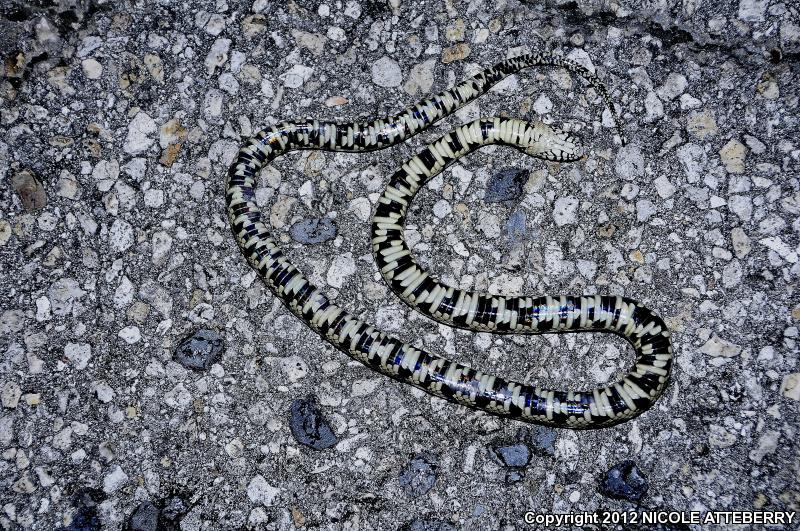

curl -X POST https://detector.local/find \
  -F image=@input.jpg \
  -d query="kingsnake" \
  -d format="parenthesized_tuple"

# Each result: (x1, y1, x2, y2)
(226, 52, 673, 429)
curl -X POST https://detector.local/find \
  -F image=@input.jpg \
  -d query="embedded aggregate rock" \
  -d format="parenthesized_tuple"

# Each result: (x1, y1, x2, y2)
(174, 329, 224, 370)
(490, 442, 532, 483)
(484, 168, 529, 202)
(1, 0, 798, 528)
(127, 502, 159, 531)
(289, 217, 337, 244)
(490, 443, 531, 468)
(505, 209, 527, 245)
(517, 426, 557, 457)
(399, 454, 438, 497)
(289, 397, 338, 450)
(59, 489, 103, 531)
(11, 169, 47, 211)
(599, 460, 650, 503)
(159, 496, 189, 527)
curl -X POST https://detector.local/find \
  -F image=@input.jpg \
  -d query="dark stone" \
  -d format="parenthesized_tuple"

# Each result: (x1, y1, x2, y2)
(61, 488, 104, 531)
(290, 217, 337, 244)
(517, 426, 557, 457)
(128, 502, 159, 531)
(484, 168, 529, 203)
(174, 329, 223, 370)
(506, 209, 527, 245)
(490, 443, 531, 468)
(66, 505, 101, 531)
(159, 496, 189, 529)
(403, 518, 457, 531)
(289, 397, 338, 450)
(399, 454, 438, 497)
(599, 460, 649, 503)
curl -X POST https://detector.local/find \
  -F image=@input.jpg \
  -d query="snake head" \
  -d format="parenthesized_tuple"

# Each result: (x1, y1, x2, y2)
(524, 122, 584, 163)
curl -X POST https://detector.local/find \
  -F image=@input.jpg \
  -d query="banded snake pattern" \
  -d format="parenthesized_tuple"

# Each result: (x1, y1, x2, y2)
(226, 52, 674, 429)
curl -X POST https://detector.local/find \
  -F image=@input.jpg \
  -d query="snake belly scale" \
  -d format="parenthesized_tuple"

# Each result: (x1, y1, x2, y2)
(225, 52, 674, 429)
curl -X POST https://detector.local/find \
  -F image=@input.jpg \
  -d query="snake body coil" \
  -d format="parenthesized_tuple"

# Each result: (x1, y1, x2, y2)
(226, 52, 673, 429)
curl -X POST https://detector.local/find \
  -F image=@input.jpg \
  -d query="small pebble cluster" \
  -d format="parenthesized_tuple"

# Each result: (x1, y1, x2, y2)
(1, 0, 798, 528)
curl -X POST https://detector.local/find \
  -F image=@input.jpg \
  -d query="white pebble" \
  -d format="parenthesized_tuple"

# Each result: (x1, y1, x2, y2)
(280, 64, 313, 88)
(553, 196, 579, 226)
(728, 195, 752, 221)
(656, 72, 688, 101)
(532, 94, 553, 115)
(1, 382, 21, 409)
(164, 382, 192, 410)
(636, 199, 656, 222)
(615, 145, 645, 180)
(247, 475, 280, 506)
(103, 465, 128, 493)
(433, 199, 452, 218)
(653, 176, 676, 199)
(371, 56, 403, 88)
(699, 335, 741, 357)
(326, 252, 356, 288)
(81, 58, 103, 79)
(123, 112, 157, 155)
(352, 379, 380, 396)
(64, 343, 92, 370)
(109, 219, 134, 253)
(95, 381, 115, 403)
(118, 325, 141, 344)
(35, 296, 51, 322)
(204, 38, 231, 74)
(280, 356, 308, 382)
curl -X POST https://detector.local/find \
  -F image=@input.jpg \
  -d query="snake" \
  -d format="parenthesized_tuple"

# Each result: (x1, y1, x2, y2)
(225, 51, 673, 429)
